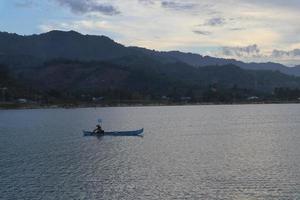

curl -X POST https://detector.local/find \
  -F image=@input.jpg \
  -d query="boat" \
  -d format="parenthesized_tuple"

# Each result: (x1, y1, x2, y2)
(83, 128, 144, 137)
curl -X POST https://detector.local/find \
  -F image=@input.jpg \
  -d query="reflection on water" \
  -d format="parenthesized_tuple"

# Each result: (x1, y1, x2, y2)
(1, 104, 300, 199)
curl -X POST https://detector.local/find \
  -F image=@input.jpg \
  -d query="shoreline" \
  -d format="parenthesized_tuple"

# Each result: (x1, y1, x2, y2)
(1, 101, 300, 110)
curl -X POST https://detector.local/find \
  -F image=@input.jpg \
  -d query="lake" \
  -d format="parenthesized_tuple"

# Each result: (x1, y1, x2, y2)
(1, 104, 300, 199)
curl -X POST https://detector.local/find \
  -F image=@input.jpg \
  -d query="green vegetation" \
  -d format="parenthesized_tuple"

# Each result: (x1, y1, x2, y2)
(1, 58, 300, 108)
(1, 30, 300, 108)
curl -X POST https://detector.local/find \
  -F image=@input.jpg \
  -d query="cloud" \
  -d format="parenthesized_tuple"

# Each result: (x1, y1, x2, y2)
(138, 0, 155, 5)
(39, 20, 111, 33)
(29, 0, 300, 66)
(193, 30, 211, 35)
(215, 45, 300, 66)
(55, 0, 120, 15)
(272, 49, 300, 58)
(230, 27, 245, 31)
(204, 17, 225, 26)
(269, 48, 300, 66)
(161, 1, 197, 11)
(220, 44, 261, 58)
(14, 0, 34, 8)
(239, 0, 300, 10)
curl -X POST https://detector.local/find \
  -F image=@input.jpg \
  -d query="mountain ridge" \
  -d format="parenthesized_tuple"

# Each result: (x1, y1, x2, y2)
(1, 30, 300, 76)
(2, 30, 300, 102)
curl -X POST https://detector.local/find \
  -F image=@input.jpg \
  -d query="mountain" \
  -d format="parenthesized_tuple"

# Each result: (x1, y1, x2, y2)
(0, 64, 28, 100)
(2, 30, 300, 103)
(1, 30, 300, 76)
(130, 47, 300, 76)
(11, 59, 300, 95)
(0, 30, 139, 63)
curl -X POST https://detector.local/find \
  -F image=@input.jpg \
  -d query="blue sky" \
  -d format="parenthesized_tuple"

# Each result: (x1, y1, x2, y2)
(1, 0, 300, 66)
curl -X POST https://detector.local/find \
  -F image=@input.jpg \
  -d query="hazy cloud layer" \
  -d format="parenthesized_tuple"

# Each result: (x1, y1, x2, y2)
(221, 44, 261, 58)
(239, 0, 300, 9)
(204, 17, 225, 26)
(138, 0, 155, 5)
(193, 30, 211, 36)
(14, 0, 34, 7)
(216, 44, 300, 66)
(160, 1, 197, 11)
(55, 0, 120, 15)
(272, 49, 300, 58)
(7, 0, 300, 65)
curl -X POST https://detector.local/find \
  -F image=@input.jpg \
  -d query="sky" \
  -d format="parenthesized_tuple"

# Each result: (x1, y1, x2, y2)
(1, 0, 300, 66)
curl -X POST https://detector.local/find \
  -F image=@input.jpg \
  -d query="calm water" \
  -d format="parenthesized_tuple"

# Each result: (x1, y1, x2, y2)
(1, 104, 300, 200)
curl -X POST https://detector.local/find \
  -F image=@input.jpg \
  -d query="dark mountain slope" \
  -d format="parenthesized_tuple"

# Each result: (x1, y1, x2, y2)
(1, 30, 300, 76)
(0, 30, 139, 62)
(130, 47, 300, 76)
(11, 59, 300, 96)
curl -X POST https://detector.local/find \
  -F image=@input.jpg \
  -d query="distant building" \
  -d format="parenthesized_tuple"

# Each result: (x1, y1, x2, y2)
(211, 87, 217, 92)
(161, 96, 169, 100)
(92, 97, 104, 102)
(17, 99, 28, 104)
(1, 87, 8, 102)
(247, 96, 259, 100)
(180, 96, 191, 101)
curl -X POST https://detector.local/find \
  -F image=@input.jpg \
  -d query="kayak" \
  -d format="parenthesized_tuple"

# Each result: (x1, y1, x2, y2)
(83, 128, 144, 137)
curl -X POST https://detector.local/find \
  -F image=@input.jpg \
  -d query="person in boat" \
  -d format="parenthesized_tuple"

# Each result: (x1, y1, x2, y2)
(93, 124, 104, 134)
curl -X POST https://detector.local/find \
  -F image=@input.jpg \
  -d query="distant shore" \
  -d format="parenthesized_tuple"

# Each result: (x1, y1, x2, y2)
(1, 100, 300, 110)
